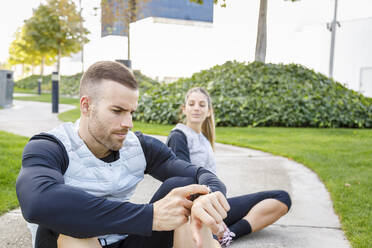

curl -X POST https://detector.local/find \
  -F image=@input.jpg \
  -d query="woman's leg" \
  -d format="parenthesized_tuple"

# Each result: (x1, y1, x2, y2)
(57, 234, 101, 248)
(173, 220, 220, 248)
(243, 198, 288, 232)
(225, 190, 291, 239)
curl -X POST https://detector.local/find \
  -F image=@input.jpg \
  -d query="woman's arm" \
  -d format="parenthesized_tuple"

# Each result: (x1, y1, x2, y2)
(166, 129, 191, 163)
(136, 132, 226, 196)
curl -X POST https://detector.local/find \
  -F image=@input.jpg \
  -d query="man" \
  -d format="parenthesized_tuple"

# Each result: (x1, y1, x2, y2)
(16, 61, 229, 248)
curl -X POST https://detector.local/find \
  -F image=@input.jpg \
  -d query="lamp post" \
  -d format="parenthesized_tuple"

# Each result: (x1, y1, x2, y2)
(52, 71, 59, 113)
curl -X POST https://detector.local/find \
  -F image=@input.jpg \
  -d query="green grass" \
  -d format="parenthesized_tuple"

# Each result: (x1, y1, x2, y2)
(13, 87, 38, 94)
(215, 127, 372, 248)
(132, 122, 173, 134)
(6, 95, 372, 247)
(0, 131, 28, 215)
(58, 106, 80, 122)
(14, 93, 79, 105)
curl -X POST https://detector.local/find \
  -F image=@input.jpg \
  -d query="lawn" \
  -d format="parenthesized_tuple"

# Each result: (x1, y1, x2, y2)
(14, 93, 79, 105)
(216, 127, 372, 248)
(0, 131, 28, 215)
(13, 87, 39, 94)
(3, 96, 372, 248)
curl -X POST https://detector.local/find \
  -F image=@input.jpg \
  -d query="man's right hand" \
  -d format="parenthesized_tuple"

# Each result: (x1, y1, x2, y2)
(152, 184, 210, 231)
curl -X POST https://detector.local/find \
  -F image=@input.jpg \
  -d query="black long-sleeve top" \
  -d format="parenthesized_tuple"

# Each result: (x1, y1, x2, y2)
(16, 132, 226, 238)
(166, 129, 191, 162)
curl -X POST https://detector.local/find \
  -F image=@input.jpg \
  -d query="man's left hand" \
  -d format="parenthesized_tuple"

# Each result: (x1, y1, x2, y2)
(190, 192, 230, 247)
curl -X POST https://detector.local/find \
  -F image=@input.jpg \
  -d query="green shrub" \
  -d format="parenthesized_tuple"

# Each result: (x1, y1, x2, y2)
(134, 61, 372, 128)
(15, 73, 82, 96)
(133, 70, 159, 92)
(15, 74, 52, 92)
(14, 70, 159, 97)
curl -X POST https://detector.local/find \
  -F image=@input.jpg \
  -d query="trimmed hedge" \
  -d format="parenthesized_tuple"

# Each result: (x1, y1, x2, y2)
(15, 73, 82, 96)
(134, 61, 372, 128)
(14, 70, 158, 97)
(15, 61, 372, 128)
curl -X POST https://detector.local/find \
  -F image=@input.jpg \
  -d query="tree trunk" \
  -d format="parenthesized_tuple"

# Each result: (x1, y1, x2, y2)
(81, 45, 84, 73)
(79, 0, 84, 73)
(40, 57, 45, 82)
(57, 47, 61, 74)
(38, 57, 45, 95)
(127, 24, 130, 60)
(127, 0, 135, 61)
(127, 0, 138, 61)
(255, 0, 267, 63)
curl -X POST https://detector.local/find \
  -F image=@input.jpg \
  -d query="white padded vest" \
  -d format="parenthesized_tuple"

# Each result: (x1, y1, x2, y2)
(173, 123, 216, 174)
(28, 120, 146, 246)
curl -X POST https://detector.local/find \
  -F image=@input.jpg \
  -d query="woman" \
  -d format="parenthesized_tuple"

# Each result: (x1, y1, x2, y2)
(167, 87, 292, 245)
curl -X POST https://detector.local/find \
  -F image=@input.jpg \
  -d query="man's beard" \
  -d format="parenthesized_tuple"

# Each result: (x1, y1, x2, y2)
(88, 111, 125, 151)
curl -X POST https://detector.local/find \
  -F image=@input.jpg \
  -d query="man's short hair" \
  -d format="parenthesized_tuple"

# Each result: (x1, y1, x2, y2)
(79, 61, 138, 99)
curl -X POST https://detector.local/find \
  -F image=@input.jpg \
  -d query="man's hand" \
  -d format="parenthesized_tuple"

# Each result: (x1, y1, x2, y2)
(190, 192, 230, 247)
(152, 184, 210, 231)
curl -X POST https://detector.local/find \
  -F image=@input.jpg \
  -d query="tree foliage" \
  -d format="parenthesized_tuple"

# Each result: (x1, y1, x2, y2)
(23, 0, 89, 73)
(8, 27, 41, 67)
(189, 0, 227, 7)
(8, 26, 55, 76)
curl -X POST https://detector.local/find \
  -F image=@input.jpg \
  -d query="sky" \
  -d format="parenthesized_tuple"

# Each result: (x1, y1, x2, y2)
(1, 0, 372, 64)
(0, 0, 41, 63)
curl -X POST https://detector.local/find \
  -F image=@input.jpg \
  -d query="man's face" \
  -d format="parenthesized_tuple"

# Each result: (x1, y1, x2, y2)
(87, 79, 139, 152)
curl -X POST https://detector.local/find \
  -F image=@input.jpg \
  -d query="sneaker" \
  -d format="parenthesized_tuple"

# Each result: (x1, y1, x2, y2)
(217, 227, 235, 247)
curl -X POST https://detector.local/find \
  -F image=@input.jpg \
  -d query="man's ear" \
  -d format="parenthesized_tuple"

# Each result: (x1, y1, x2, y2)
(80, 96, 91, 117)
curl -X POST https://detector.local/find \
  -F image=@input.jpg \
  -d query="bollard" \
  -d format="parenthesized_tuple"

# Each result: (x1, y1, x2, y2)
(52, 71, 59, 113)
(38, 78, 42, 95)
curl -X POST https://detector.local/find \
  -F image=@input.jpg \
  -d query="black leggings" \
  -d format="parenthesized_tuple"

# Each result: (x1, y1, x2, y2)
(35, 177, 291, 248)
(107, 177, 291, 248)
(225, 190, 291, 226)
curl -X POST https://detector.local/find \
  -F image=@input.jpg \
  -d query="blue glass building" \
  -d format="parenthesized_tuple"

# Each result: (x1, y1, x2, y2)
(101, 0, 214, 37)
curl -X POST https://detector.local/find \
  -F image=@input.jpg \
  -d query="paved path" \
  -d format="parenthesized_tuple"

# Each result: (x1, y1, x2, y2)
(0, 100, 75, 137)
(0, 100, 351, 248)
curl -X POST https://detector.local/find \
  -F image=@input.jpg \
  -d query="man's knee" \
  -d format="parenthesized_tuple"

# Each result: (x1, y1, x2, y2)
(163, 177, 196, 189)
(159, 177, 196, 196)
(150, 177, 196, 203)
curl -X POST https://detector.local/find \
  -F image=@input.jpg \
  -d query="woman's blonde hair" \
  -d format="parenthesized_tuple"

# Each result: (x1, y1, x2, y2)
(184, 87, 215, 150)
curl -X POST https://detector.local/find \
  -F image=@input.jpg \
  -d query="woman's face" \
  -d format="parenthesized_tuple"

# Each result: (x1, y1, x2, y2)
(183, 91, 211, 126)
